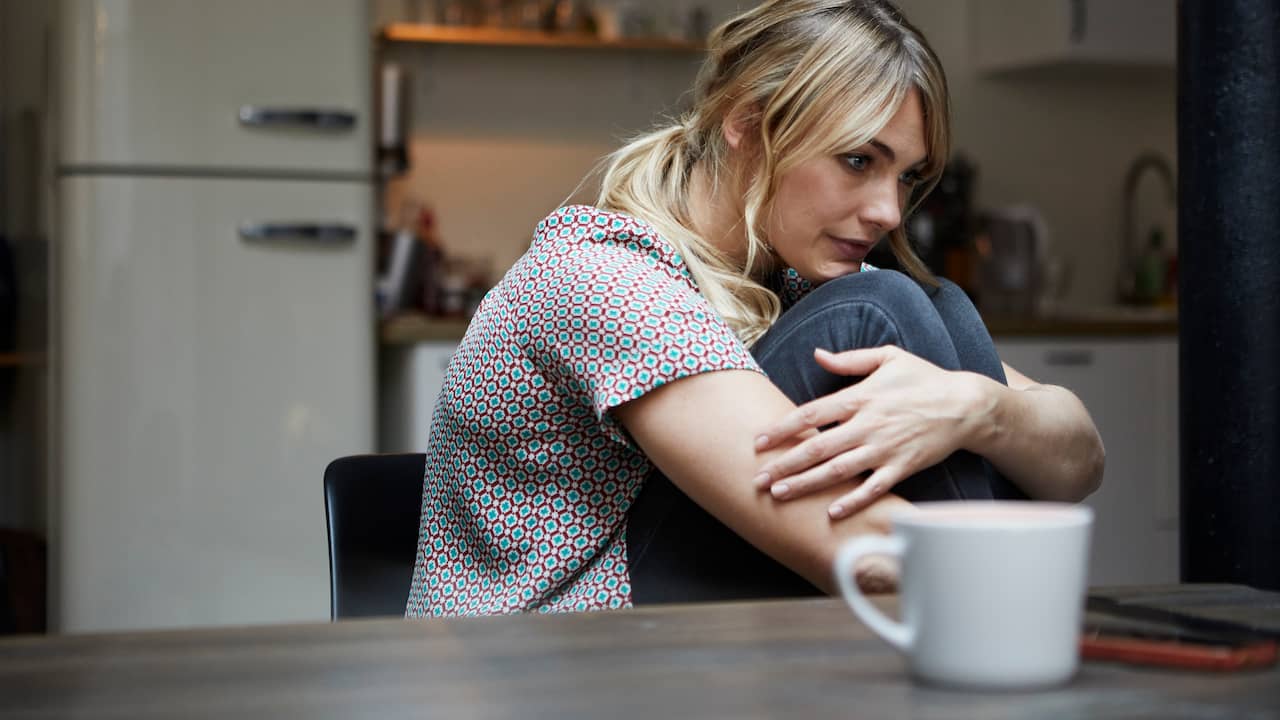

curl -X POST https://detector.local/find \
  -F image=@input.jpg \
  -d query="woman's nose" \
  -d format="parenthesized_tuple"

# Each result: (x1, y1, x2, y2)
(859, 179, 903, 233)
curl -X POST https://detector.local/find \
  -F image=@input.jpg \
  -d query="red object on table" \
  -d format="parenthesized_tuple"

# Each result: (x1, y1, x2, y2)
(1081, 634, 1278, 672)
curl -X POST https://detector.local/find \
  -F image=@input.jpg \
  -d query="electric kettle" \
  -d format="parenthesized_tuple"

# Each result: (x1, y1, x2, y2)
(974, 205, 1049, 316)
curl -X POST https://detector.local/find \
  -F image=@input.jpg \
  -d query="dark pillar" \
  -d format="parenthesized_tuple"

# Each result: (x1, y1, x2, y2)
(1178, 0, 1280, 589)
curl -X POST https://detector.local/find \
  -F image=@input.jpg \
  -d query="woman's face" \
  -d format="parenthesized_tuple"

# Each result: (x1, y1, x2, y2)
(765, 90, 929, 284)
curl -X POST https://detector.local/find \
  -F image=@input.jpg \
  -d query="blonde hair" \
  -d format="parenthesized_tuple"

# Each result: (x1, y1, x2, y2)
(596, 0, 950, 347)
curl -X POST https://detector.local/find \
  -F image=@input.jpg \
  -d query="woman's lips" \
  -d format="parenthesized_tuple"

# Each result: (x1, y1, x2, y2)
(827, 235, 872, 263)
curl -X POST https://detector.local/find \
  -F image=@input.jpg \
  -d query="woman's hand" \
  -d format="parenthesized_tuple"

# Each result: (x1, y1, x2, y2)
(753, 346, 989, 520)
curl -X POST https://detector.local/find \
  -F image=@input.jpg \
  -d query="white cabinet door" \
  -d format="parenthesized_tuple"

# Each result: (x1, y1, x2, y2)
(996, 337, 1179, 586)
(972, 0, 1175, 73)
(58, 0, 370, 173)
(57, 175, 374, 631)
(379, 341, 458, 453)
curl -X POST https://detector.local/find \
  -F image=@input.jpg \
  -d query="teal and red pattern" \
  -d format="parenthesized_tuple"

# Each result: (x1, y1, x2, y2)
(404, 205, 763, 616)
(777, 263, 877, 309)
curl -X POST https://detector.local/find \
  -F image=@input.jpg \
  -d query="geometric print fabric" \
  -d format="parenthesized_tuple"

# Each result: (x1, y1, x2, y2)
(404, 205, 763, 616)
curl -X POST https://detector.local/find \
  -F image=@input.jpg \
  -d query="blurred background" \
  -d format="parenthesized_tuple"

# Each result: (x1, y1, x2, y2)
(0, 0, 1179, 635)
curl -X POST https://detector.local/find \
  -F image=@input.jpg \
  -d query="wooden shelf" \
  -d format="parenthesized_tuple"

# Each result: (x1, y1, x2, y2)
(0, 353, 44, 369)
(381, 313, 471, 345)
(381, 23, 704, 52)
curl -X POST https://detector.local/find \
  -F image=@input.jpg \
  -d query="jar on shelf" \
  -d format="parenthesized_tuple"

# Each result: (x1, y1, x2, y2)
(515, 0, 546, 29)
(480, 0, 505, 27)
(411, 0, 441, 24)
(439, 0, 471, 26)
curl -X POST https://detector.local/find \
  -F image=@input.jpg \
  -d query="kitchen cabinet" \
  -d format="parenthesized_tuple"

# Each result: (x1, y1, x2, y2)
(971, 0, 1175, 74)
(379, 339, 458, 453)
(995, 336, 1179, 586)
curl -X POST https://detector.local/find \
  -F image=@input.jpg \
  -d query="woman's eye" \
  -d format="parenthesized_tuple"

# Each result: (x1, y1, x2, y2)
(843, 154, 871, 171)
(899, 170, 923, 187)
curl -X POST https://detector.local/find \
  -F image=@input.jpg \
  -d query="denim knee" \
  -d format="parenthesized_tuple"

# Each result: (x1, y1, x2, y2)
(807, 270, 933, 313)
(755, 270, 964, 377)
(797, 270, 942, 336)
(929, 276, 963, 300)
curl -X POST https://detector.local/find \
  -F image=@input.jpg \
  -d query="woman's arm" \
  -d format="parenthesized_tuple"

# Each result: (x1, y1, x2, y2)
(613, 368, 915, 594)
(970, 361, 1105, 501)
(752, 347, 1104, 517)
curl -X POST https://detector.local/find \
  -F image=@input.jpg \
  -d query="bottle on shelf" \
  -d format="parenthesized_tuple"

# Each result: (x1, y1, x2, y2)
(417, 207, 445, 316)
(1134, 226, 1168, 305)
(377, 62, 410, 179)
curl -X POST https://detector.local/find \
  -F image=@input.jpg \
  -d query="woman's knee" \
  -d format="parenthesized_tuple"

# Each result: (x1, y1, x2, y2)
(815, 269, 929, 303)
(801, 270, 941, 332)
(756, 271, 954, 366)
(926, 276, 977, 312)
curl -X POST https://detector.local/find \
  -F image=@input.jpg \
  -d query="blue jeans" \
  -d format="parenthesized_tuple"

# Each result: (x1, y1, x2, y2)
(626, 270, 1025, 603)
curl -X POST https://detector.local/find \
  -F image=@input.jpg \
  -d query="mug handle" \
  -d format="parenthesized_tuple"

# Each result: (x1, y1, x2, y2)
(834, 535, 914, 652)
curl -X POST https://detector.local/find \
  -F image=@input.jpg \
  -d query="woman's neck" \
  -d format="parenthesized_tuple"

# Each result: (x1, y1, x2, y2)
(688, 161, 750, 268)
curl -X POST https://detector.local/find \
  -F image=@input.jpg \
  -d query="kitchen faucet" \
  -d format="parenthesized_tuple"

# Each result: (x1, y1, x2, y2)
(1120, 152, 1176, 302)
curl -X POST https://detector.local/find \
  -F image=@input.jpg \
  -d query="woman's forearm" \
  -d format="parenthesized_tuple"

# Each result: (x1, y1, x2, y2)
(615, 368, 913, 594)
(961, 373, 1105, 502)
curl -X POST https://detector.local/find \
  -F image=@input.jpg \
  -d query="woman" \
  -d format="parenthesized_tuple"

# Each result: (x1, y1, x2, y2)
(405, 0, 1104, 617)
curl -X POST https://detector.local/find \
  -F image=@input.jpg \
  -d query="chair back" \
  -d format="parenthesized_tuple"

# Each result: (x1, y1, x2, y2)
(323, 453, 426, 619)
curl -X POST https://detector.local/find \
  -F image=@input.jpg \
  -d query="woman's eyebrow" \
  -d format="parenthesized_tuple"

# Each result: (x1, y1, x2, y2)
(869, 138, 928, 170)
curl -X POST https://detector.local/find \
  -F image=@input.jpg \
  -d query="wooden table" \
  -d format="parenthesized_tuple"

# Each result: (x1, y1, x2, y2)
(2, 597, 1277, 719)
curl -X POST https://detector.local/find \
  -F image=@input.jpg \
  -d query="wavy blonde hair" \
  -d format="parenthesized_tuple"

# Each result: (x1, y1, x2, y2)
(596, 0, 950, 347)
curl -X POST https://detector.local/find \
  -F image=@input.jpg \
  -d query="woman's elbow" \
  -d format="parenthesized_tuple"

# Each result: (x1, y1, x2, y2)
(1078, 431, 1106, 500)
(1046, 429, 1104, 503)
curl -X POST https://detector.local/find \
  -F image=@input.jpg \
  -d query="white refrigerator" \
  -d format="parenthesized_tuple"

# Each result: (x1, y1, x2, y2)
(54, 0, 375, 632)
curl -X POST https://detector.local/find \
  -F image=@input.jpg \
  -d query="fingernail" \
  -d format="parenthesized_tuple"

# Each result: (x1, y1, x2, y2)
(815, 347, 832, 356)
(753, 472, 770, 489)
(754, 435, 769, 450)
(828, 503, 844, 518)
(771, 482, 790, 498)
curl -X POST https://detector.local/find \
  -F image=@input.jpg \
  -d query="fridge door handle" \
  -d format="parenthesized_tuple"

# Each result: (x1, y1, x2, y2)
(238, 223, 358, 246)
(237, 106, 358, 131)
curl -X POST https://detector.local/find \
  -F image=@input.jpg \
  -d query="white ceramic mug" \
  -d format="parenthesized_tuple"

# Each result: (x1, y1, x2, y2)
(835, 501, 1094, 690)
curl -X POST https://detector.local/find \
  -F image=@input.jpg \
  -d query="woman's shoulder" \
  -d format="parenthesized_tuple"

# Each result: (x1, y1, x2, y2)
(529, 204, 694, 283)
(533, 205, 661, 248)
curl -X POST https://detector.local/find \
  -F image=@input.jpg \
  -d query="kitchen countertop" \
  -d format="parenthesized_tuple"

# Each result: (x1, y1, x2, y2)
(381, 314, 472, 344)
(381, 307, 1178, 345)
(984, 306, 1178, 337)
(983, 315, 1172, 338)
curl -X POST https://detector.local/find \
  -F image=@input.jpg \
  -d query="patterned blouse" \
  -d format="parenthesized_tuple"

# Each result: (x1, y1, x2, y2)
(404, 205, 866, 616)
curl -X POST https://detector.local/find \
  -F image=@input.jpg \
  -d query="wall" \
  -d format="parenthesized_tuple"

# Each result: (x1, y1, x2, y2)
(372, 0, 748, 278)
(884, 0, 1176, 310)
(378, 0, 1176, 311)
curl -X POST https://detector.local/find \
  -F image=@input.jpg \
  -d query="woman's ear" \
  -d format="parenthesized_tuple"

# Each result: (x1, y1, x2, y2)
(720, 102, 756, 150)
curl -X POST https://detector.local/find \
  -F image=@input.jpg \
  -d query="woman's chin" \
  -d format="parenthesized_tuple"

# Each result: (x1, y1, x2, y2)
(811, 261, 864, 284)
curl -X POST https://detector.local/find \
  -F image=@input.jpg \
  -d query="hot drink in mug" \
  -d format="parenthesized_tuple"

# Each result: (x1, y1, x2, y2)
(835, 501, 1094, 690)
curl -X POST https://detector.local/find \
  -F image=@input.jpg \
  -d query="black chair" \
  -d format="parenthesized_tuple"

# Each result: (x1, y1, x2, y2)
(323, 453, 426, 620)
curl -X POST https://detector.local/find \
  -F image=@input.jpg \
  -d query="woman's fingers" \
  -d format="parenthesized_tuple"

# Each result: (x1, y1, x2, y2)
(827, 466, 905, 519)
(767, 445, 880, 500)
(813, 345, 897, 376)
(755, 347, 896, 452)
(754, 393, 860, 452)
(755, 419, 867, 489)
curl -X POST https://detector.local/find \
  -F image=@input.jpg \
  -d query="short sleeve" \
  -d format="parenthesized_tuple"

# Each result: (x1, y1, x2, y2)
(519, 235, 761, 449)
